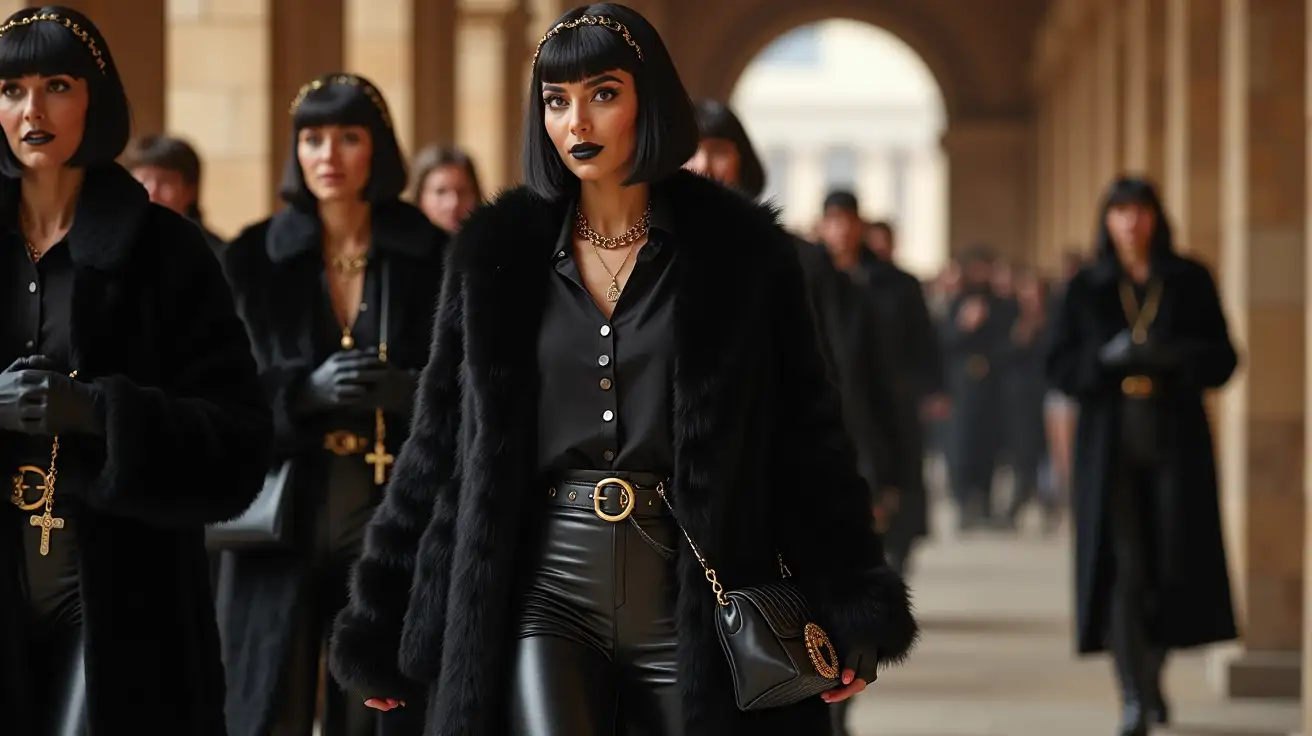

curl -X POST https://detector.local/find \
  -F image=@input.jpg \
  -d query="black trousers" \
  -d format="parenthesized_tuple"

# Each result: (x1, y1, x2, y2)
(30, 618, 87, 736)
(1105, 398, 1168, 729)
(512, 471, 681, 736)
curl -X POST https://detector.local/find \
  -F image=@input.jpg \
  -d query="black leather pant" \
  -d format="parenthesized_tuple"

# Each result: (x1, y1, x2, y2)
(1107, 397, 1169, 734)
(512, 471, 681, 736)
(30, 618, 87, 736)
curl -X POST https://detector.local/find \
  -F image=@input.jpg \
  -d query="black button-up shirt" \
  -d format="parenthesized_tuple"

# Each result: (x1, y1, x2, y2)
(536, 198, 678, 475)
(1, 236, 81, 628)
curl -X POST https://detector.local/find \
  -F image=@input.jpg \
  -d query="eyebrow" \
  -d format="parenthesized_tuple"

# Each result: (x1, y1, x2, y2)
(541, 74, 626, 94)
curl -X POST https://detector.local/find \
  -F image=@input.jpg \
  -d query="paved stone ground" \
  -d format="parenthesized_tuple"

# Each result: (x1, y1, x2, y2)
(842, 511, 1301, 736)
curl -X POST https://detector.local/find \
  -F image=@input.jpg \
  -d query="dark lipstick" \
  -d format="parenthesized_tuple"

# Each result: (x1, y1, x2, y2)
(22, 129, 53, 146)
(569, 142, 603, 160)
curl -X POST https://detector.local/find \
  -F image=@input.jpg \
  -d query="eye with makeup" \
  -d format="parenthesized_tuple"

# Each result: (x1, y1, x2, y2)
(541, 86, 622, 110)
(0, 77, 73, 99)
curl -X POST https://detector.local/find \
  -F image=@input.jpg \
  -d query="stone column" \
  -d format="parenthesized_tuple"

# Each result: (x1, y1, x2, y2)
(1304, 0, 1312, 724)
(1034, 88, 1054, 269)
(457, 0, 530, 191)
(412, 0, 459, 147)
(346, 0, 414, 151)
(167, 0, 272, 237)
(270, 0, 345, 209)
(940, 118, 1032, 260)
(1164, 0, 1222, 265)
(1093, 4, 1123, 183)
(60, 0, 166, 137)
(1051, 71, 1074, 258)
(1067, 49, 1096, 248)
(1215, 0, 1306, 700)
(1122, 0, 1167, 182)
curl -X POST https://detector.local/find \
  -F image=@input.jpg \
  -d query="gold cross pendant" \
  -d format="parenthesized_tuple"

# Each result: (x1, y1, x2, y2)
(365, 439, 394, 486)
(30, 509, 65, 556)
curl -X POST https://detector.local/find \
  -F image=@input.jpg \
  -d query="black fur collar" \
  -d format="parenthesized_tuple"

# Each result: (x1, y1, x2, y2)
(265, 199, 437, 263)
(0, 163, 150, 271)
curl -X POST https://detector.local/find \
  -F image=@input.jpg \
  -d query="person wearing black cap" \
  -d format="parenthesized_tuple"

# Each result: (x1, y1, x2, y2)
(1047, 177, 1236, 736)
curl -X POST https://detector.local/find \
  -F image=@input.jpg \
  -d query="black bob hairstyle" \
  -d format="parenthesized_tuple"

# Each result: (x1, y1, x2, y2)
(278, 73, 408, 210)
(694, 99, 765, 200)
(1094, 175, 1175, 264)
(0, 6, 131, 178)
(522, 3, 700, 201)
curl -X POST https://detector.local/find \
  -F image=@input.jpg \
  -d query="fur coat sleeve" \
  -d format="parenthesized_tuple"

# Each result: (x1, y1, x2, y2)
(80, 209, 273, 526)
(767, 243, 918, 669)
(330, 255, 464, 699)
(221, 222, 308, 449)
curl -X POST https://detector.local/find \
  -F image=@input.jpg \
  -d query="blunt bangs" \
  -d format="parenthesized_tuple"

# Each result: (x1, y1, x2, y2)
(535, 22, 641, 86)
(0, 7, 130, 177)
(292, 83, 384, 132)
(0, 18, 102, 82)
(521, 3, 700, 201)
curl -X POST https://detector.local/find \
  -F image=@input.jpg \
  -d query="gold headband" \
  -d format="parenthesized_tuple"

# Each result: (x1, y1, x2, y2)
(0, 12, 107, 75)
(289, 74, 393, 130)
(533, 15, 643, 68)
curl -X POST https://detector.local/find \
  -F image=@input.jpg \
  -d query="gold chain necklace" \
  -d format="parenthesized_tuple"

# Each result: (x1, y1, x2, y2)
(328, 254, 368, 275)
(9, 370, 77, 556)
(575, 205, 651, 250)
(590, 242, 639, 302)
(24, 239, 42, 263)
(1118, 279, 1163, 344)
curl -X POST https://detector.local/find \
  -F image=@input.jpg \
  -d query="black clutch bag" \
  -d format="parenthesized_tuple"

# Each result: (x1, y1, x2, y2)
(655, 487, 841, 710)
(206, 459, 294, 550)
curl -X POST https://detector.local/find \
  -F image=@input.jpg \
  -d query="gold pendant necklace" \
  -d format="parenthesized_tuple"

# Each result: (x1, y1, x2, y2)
(364, 342, 394, 485)
(24, 240, 41, 263)
(1118, 279, 1163, 344)
(329, 254, 368, 275)
(575, 205, 651, 250)
(591, 241, 638, 302)
(9, 370, 77, 556)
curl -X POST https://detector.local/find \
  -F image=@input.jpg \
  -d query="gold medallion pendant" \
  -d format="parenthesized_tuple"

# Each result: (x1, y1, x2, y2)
(804, 622, 840, 679)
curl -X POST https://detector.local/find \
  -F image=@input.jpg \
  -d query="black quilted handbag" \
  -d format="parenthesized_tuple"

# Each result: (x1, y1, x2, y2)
(655, 486, 841, 710)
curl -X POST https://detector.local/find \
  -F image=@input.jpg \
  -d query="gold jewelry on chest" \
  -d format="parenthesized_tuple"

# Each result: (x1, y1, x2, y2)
(1118, 278, 1163, 344)
(575, 204, 651, 250)
(10, 370, 78, 556)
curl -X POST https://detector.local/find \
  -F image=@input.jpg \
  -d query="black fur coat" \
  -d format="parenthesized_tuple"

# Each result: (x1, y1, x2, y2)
(329, 171, 918, 735)
(0, 164, 272, 734)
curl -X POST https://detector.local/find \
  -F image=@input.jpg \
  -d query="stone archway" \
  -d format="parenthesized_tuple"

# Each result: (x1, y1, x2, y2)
(667, 0, 1045, 262)
(684, 0, 971, 127)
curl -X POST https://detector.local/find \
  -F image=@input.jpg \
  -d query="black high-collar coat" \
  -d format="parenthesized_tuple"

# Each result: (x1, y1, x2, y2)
(0, 164, 272, 734)
(328, 171, 918, 735)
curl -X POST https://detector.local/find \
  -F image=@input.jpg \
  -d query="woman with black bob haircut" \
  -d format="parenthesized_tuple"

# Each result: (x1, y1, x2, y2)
(218, 73, 446, 736)
(329, 4, 917, 735)
(1047, 176, 1238, 736)
(0, 6, 272, 735)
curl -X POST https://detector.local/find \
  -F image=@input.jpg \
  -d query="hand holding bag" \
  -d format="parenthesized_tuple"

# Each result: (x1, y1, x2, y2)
(655, 485, 842, 710)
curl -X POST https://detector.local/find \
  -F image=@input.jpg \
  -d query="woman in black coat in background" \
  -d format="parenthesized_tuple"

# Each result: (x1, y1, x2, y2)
(0, 7, 272, 735)
(1047, 177, 1237, 736)
(219, 74, 446, 736)
(330, 4, 916, 736)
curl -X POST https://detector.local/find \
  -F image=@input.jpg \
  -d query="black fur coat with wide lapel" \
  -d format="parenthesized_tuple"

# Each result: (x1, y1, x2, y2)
(217, 200, 446, 736)
(0, 164, 272, 735)
(330, 171, 918, 735)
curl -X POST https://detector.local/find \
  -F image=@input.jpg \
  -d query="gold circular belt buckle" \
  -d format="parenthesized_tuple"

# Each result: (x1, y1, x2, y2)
(593, 477, 635, 522)
(324, 430, 367, 456)
(10, 465, 50, 511)
(804, 622, 840, 679)
(1122, 375, 1154, 398)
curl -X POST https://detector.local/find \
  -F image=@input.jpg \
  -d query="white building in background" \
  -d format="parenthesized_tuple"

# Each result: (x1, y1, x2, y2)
(731, 20, 948, 278)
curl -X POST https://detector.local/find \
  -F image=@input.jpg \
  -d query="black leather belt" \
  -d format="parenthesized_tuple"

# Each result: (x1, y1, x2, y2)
(544, 470, 669, 521)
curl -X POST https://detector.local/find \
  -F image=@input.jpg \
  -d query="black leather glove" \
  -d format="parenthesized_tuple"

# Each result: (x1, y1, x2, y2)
(0, 355, 102, 436)
(1097, 329, 1137, 368)
(842, 647, 879, 684)
(298, 351, 390, 412)
(360, 365, 418, 413)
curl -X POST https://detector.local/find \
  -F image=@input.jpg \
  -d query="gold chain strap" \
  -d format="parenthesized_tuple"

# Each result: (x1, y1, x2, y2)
(655, 482, 793, 607)
(1118, 279, 1163, 344)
